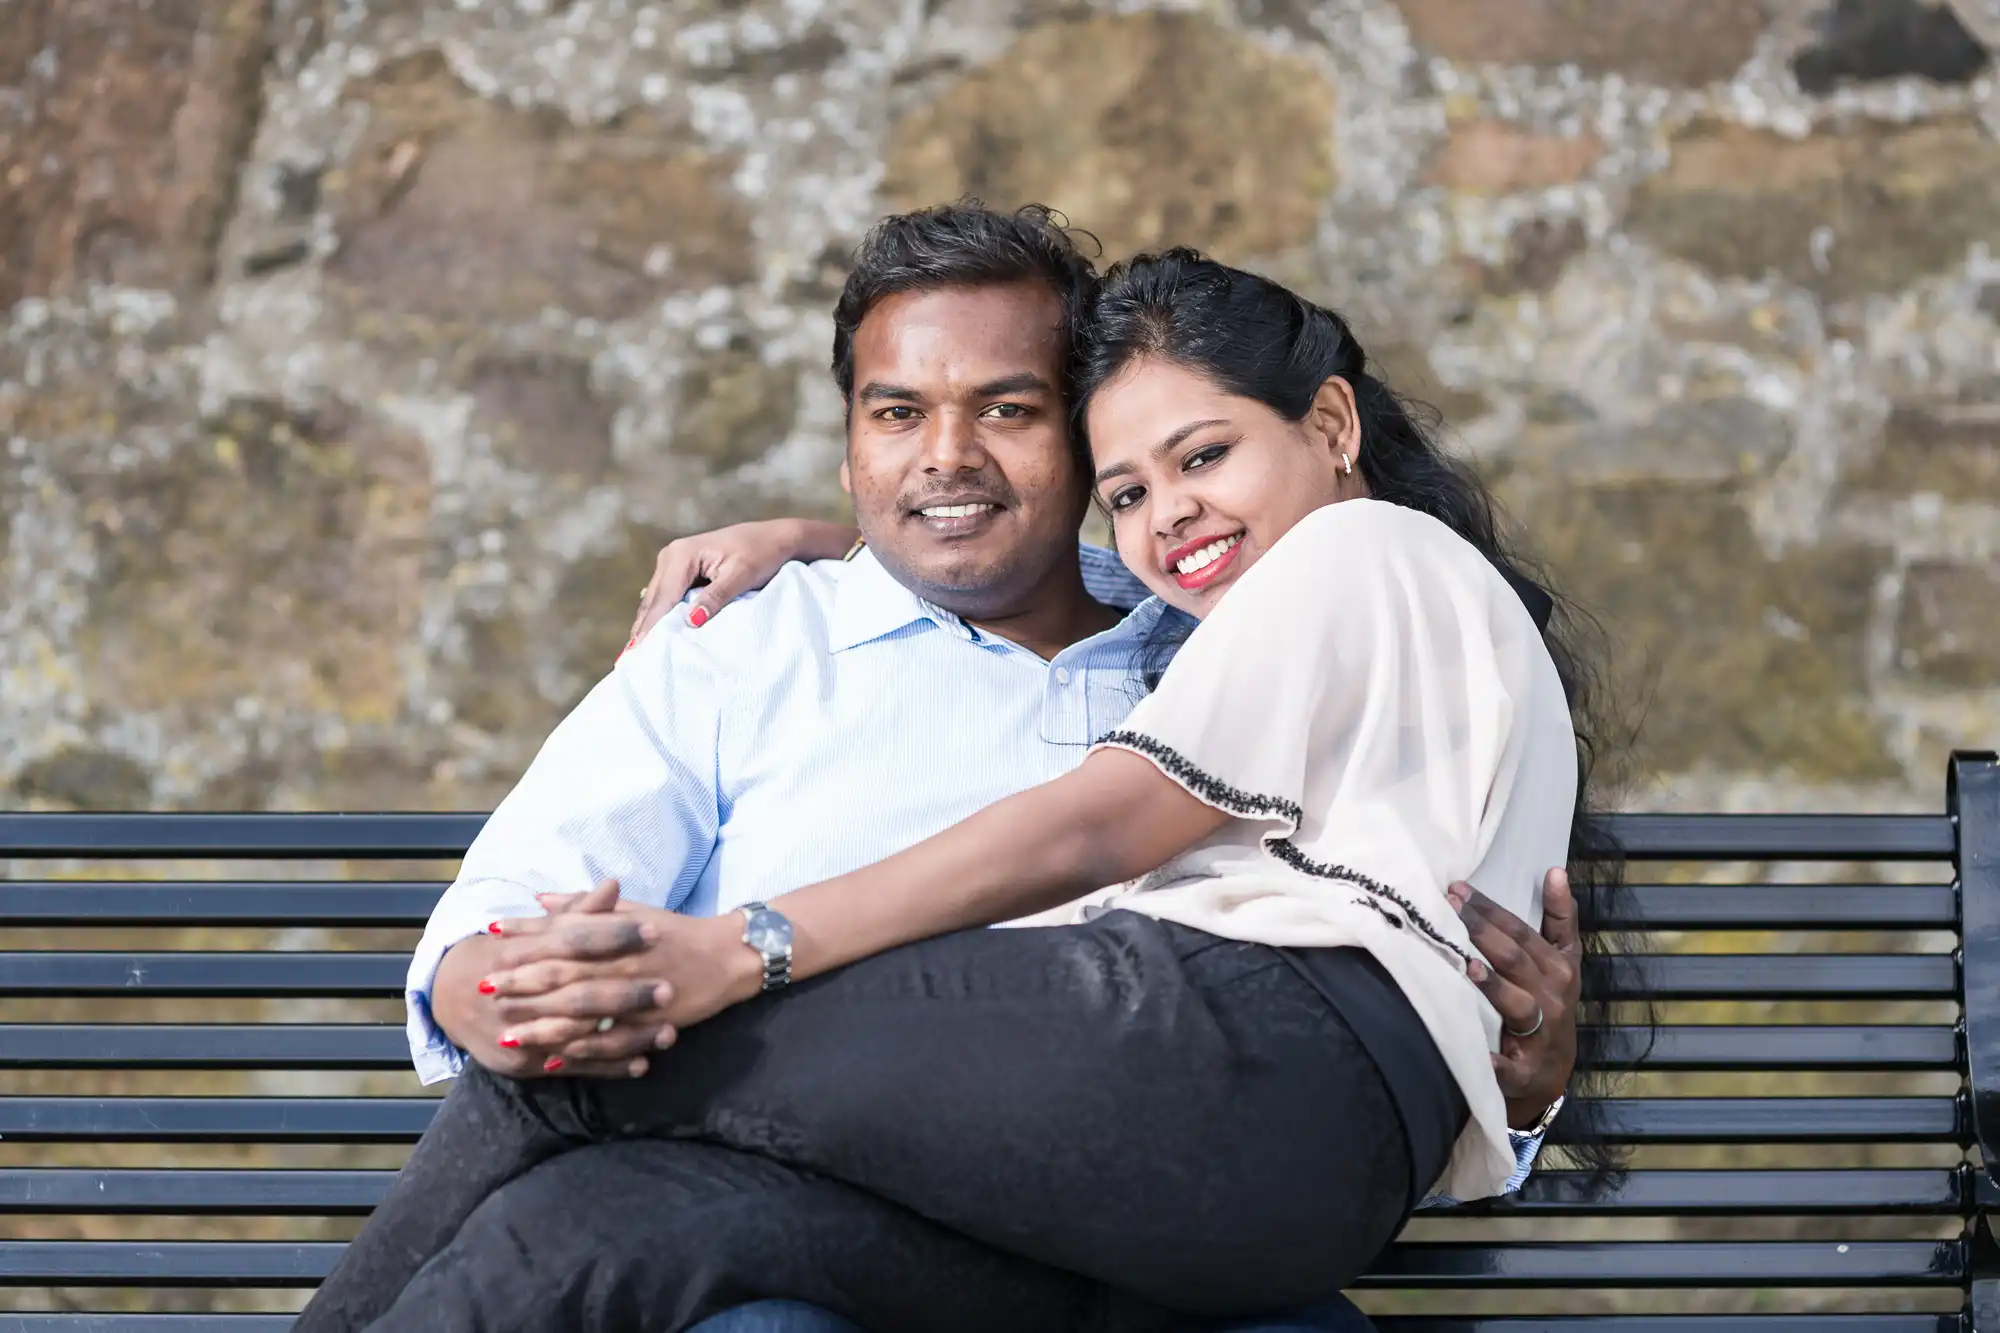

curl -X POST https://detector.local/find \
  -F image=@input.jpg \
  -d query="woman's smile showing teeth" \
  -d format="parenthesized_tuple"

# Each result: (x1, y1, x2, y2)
(1166, 532, 1243, 591)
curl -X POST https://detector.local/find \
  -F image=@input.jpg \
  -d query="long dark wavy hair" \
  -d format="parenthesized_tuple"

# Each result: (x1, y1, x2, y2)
(1075, 248, 1647, 1177)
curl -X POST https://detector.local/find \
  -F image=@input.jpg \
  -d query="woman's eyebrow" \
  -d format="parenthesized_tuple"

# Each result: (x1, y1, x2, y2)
(1092, 419, 1230, 487)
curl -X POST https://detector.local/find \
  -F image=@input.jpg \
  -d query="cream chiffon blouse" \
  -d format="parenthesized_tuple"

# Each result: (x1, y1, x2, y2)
(1063, 498, 1578, 1202)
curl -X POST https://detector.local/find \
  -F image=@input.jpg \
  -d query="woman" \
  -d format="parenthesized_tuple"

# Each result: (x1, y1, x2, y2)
(304, 250, 1610, 1332)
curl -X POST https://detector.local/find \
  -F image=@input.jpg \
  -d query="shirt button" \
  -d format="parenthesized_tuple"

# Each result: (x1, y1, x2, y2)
(1053, 667, 1072, 686)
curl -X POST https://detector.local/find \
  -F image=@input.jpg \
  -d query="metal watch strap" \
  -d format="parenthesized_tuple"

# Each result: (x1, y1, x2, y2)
(740, 900, 793, 992)
(1512, 1093, 1565, 1140)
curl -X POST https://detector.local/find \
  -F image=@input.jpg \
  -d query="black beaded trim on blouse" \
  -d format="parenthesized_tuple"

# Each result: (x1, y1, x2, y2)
(1267, 839, 1474, 968)
(1096, 730, 1304, 824)
(1099, 728, 1472, 969)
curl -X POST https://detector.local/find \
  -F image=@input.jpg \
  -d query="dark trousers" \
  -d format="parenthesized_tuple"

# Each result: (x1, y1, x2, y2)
(298, 913, 1423, 1333)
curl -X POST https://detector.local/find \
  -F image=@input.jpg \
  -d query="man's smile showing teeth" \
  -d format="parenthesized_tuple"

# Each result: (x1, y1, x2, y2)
(919, 504, 999, 518)
(1174, 534, 1240, 575)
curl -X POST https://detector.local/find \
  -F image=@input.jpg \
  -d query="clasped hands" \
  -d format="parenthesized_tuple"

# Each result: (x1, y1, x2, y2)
(465, 880, 759, 1080)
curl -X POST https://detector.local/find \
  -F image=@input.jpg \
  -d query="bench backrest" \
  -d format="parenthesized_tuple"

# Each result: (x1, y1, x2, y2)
(3, 750, 1998, 1331)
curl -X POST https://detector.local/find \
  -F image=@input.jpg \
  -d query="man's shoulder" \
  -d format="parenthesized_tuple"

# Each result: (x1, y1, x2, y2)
(641, 558, 849, 671)
(692, 557, 847, 638)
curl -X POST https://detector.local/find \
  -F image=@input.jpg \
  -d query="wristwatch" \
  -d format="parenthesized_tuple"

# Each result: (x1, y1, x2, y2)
(1509, 1093, 1566, 1141)
(739, 901, 795, 993)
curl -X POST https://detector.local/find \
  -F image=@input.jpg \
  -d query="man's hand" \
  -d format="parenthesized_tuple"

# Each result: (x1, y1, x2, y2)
(1449, 866, 1581, 1132)
(431, 880, 671, 1079)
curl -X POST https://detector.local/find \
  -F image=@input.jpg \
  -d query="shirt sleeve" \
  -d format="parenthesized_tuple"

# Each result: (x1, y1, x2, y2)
(404, 622, 729, 1083)
(1416, 1100, 1557, 1209)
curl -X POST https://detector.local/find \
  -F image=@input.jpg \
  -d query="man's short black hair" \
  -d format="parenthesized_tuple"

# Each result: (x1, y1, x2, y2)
(830, 200, 1100, 404)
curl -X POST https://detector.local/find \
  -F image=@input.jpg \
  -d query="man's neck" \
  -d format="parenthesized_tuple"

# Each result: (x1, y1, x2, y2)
(948, 555, 1124, 662)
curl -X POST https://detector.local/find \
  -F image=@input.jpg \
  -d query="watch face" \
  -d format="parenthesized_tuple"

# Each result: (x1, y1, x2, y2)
(745, 910, 793, 954)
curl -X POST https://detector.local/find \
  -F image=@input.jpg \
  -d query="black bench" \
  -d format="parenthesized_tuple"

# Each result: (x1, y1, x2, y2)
(4, 750, 1999, 1331)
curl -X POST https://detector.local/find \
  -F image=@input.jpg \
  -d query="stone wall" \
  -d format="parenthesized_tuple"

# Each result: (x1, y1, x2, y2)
(4, 0, 1998, 815)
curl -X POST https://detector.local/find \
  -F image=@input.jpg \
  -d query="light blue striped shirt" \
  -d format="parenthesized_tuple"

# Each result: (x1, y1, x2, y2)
(406, 544, 1547, 1196)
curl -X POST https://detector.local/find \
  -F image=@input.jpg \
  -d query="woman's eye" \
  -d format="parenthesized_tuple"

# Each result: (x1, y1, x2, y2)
(1184, 443, 1229, 471)
(1106, 486, 1144, 513)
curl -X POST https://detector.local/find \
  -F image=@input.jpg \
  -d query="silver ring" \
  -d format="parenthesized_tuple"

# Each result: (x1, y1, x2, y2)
(1504, 1007, 1545, 1040)
(596, 1016, 615, 1033)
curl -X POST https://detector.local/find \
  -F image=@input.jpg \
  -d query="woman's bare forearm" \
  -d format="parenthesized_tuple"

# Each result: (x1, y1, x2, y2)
(769, 749, 1227, 984)
(784, 518, 862, 560)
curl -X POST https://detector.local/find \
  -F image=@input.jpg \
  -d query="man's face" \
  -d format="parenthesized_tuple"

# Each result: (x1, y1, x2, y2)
(843, 281, 1089, 617)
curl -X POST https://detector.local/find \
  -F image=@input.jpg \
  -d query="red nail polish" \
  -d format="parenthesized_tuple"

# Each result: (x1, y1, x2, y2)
(498, 1036, 519, 1049)
(486, 921, 503, 935)
(477, 979, 497, 995)
(688, 606, 709, 628)
(543, 1056, 564, 1072)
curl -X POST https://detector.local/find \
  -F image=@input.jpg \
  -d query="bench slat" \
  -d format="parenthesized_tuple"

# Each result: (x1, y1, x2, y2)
(1359, 1239, 1964, 1287)
(0, 1167, 1968, 1217)
(0, 1026, 408, 1068)
(0, 1096, 1962, 1143)
(0, 1024, 1962, 1071)
(0, 1241, 341, 1285)
(1578, 1097, 1965, 1144)
(0, 882, 441, 926)
(1601, 1025, 1961, 1070)
(1594, 883, 1959, 930)
(0, 1169, 387, 1213)
(0, 814, 482, 860)
(0, 812, 1959, 861)
(2, 953, 1956, 999)
(1376, 1312, 1968, 1320)
(0, 1312, 296, 1320)
(3, 882, 1959, 932)
(1602, 955, 1956, 999)
(0, 954, 409, 996)
(1499, 1168, 1969, 1215)
(0, 1239, 1962, 1288)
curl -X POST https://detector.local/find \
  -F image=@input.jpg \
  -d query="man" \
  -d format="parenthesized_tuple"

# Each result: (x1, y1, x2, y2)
(395, 203, 1579, 1332)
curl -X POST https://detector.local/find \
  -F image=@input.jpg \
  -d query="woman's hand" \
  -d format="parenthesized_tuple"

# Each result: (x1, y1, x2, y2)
(1450, 868, 1581, 1131)
(627, 518, 860, 649)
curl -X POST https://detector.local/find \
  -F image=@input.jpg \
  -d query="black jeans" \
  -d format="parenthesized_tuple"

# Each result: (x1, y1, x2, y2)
(298, 913, 1434, 1332)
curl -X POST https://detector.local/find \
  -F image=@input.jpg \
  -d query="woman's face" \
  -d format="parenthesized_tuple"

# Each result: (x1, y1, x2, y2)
(1087, 356, 1364, 619)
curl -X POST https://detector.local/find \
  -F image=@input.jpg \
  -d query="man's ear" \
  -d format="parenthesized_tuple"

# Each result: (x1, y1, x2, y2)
(1307, 375, 1362, 467)
(839, 460, 852, 496)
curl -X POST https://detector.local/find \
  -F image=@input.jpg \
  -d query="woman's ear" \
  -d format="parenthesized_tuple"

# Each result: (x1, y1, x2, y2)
(1306, 375, 1363, 469)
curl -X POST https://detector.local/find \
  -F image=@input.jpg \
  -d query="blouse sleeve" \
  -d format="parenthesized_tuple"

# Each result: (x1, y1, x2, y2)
(1094, 499, 1560, 907)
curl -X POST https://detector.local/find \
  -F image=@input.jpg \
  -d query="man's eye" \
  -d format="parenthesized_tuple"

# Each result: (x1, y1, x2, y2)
(983, 403, 1029, 419)
(1106, 486, 1144, 512)
(878, 406, 918, 422)
(1184, 443, 1229, 470)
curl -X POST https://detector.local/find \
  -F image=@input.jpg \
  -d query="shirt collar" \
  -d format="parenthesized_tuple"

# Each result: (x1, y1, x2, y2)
(1078, 543, 1152, 611)
(829, 543, 1181, 658)
(828, 549, 973, 654)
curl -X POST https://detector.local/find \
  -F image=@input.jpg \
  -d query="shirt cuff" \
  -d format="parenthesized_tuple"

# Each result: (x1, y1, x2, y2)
(404, 879, 545, 1085)
(1501, 1093, 1563, 1193)
(1415, 1094, 1563, 1210)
